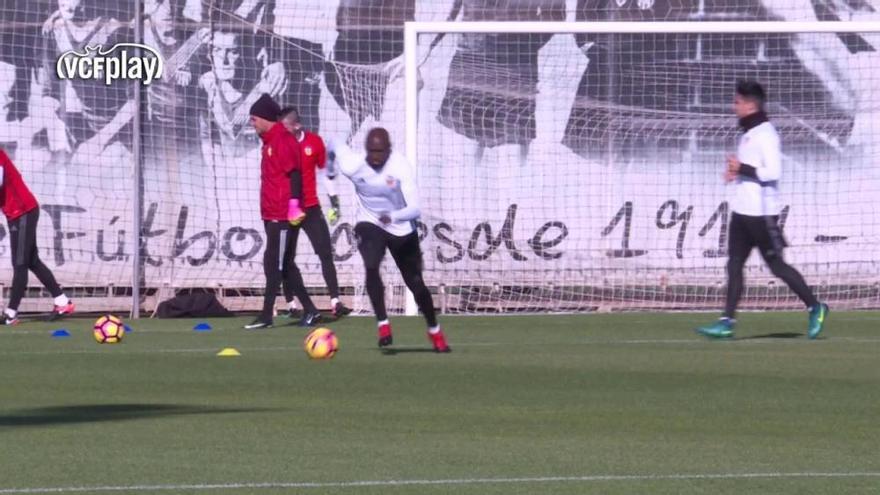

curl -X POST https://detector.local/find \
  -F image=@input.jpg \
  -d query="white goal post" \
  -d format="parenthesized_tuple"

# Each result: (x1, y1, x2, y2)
(403, 20, 880, 314)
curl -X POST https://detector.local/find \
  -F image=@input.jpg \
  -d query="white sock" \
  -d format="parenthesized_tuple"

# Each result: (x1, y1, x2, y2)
(428, 325, 441, 335)
(287, 300, 298, 310)
(54, 294, 70, 306)
(377, 319, 390, 328)
(330, 297, 340, 307)
(4, 308, 17, 318)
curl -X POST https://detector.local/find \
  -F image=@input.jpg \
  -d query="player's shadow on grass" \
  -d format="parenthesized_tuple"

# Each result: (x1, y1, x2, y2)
(0, 403, 275, 429)
(282, 314, 344, 327)
(738, 332, 803, 340)
(378, 347, 437, 356)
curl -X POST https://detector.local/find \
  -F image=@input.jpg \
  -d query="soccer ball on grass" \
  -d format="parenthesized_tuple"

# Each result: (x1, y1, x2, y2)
(93, 315, 125, 344)
(304, 327, 338, 359)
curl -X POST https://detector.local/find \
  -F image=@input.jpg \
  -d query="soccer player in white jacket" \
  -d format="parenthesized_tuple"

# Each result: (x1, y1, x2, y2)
(697, 80, 828, 340)
(330, 128, 450, 352)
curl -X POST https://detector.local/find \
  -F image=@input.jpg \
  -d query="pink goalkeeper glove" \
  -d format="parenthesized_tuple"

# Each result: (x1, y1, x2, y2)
(288, 199, 306, 226)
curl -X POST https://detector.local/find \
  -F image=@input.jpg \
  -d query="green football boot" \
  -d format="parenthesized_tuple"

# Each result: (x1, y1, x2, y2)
(808, 303, 829, 340)
(696, 318, 734, 339)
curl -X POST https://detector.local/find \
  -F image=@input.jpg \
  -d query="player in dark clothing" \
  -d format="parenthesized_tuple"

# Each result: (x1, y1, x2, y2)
(1, 148, 74, 325)
(278, 106, 350, 319)
(245, 94, 320, 329)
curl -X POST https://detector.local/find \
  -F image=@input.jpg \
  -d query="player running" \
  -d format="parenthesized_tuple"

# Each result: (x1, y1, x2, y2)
(697, 80, 829, 339)
(1, 147, 74, 325)
(329, 128, 450, 352)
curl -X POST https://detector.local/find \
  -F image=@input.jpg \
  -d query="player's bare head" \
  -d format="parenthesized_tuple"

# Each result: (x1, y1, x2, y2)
(278, 106, 302, 134)
(734, 80, 766, 118)
(365, 127, 391, 169)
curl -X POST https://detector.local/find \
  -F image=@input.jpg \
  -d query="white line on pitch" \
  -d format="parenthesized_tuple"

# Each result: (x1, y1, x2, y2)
(1, 472, 879, 494)
(1, 337, 880, 357)
(0, 346, 299, 357)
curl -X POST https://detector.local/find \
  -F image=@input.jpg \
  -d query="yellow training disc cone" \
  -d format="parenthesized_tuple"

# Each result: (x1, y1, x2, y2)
(217, 347, 241, 357)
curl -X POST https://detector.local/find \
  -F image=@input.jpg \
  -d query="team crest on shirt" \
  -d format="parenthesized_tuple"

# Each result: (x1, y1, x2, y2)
(266, 146, 273, 157)
(304, 146, 313, 157)
(386, 176, 398, 188)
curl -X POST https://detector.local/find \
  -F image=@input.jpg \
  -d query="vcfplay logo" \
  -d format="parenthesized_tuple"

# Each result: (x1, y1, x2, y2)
(56, 43, 164, 86)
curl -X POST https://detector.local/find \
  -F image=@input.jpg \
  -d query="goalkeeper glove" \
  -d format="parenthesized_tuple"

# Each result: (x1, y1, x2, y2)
(327, 195, 341, 225)
(287, 199, 306, 226)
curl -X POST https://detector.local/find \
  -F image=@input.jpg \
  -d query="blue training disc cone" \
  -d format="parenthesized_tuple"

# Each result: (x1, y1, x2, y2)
(51, 329, 71, 338)
(193, 322, 212, 332)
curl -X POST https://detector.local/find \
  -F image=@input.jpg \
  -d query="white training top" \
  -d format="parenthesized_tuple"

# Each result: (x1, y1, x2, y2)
(329, 139, 421, 237)
(732, 120, 782, 217)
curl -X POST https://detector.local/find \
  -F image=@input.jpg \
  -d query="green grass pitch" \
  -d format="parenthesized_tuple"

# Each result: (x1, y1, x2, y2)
(0, 312, 878, 494)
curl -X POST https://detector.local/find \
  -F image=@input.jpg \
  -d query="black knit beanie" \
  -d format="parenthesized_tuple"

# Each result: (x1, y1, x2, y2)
(249, 93, 281, 122)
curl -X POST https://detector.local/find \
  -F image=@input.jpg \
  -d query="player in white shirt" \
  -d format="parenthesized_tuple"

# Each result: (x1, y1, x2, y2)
(329, 128, 450, 352)
(697, 80, 828, 340)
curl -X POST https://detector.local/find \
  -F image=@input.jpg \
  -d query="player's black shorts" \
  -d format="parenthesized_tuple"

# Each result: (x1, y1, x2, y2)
(285, 206, 331, 258)
(263, 220, 291, 274)
(728, 212, 788, 261)
(354, 222, 423, 274)
(8, 208, 40, 268)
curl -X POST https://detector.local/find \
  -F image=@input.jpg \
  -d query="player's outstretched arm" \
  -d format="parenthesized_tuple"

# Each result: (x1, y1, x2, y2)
(325, 136, 361, 178)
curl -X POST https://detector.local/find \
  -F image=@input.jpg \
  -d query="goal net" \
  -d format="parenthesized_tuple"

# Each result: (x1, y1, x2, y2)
(1, 0, 879, 316)
(407, 19, 880, 313)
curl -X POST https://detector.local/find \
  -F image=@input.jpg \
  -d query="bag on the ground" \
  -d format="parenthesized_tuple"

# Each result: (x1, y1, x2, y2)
(155, 293, 234, 318)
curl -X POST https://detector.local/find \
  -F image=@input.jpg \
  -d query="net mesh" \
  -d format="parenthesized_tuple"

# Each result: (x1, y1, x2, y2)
(0, 0, 877, 314)
(413, 1, 880, 312)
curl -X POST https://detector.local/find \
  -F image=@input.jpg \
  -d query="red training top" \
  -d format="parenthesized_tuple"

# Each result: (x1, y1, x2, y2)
(0, 148, 38, 221)
(295, 130, 327, 209)
(259, 122, 302, 221)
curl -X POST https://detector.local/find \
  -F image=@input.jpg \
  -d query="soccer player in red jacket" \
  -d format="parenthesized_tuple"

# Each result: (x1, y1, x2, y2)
(0, 148, 74, 325)
(278, 106, 351, 318)
(246, 94, 320, 329)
